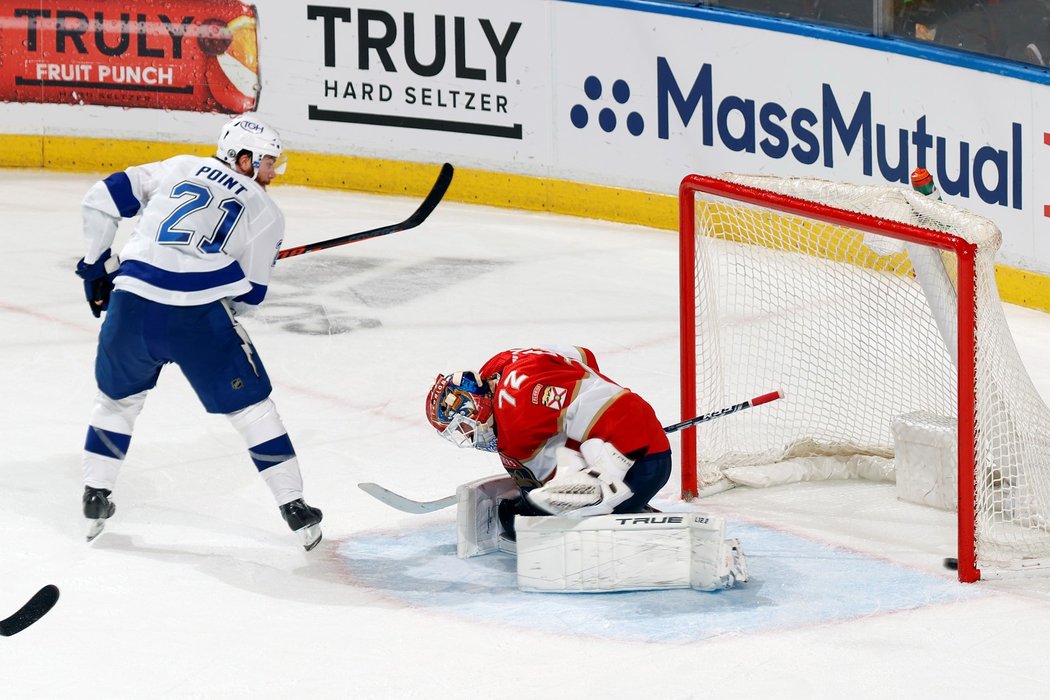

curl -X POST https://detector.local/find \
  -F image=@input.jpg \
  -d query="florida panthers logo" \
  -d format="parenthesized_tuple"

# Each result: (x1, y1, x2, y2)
(531, 384, 567, 411)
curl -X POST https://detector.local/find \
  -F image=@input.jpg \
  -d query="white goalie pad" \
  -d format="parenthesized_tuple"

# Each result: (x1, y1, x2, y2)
(515, 512, 748, 593)
(456, 474, 520, 558)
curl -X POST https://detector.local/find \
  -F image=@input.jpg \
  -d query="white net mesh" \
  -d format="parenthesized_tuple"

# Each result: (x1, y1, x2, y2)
(684, 173, 1050, 572)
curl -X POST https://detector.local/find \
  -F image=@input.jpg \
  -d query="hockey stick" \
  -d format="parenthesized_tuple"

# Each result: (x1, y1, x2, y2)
(0, 584, 59, 637)
(359, 391, 784, 514)
(662, 390, 783, 434)
(276, 162, 454, 260)
(357, 482, 457, 514)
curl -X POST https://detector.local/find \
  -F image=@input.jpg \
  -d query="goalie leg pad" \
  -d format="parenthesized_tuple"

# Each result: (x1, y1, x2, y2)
(515, 512, 748, 592)
(688, 516, 750, 590)
(456, 474, 521, 558)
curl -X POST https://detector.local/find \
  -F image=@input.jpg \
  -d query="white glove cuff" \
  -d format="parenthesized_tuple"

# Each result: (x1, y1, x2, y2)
(580, 438, 633, 482)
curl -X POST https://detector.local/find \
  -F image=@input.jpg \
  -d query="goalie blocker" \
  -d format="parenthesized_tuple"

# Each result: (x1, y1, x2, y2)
(456, 474, 748, 592)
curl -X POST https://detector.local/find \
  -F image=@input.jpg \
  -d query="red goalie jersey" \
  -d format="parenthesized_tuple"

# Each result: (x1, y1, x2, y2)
(478, 346, 669, 490)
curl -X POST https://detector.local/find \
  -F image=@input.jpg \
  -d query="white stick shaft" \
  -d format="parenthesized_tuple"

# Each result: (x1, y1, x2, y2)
(357, 482, 456, 514)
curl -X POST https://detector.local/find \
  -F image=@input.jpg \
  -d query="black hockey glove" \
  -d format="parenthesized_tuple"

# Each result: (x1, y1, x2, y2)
(75, 249, 119, 318)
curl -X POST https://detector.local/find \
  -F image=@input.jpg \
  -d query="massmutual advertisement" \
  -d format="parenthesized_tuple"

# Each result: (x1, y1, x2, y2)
(547, 3, 1046, 269)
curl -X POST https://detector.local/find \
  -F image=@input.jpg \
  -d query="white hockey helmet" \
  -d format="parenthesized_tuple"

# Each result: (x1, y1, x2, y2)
(216, 114, 287, 175)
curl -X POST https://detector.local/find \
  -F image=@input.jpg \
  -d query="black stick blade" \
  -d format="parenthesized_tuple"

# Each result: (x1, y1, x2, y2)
(277, 162, 455, 259)
(0, 585, 59, 637)
(400, 162, 454, 229)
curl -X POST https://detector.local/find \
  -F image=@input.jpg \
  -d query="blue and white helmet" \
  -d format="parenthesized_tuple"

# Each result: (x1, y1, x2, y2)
(216, 114, 286, 175)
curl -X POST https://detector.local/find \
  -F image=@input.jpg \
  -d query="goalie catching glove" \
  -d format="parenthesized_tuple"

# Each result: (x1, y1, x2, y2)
(526, 439, 634, 517)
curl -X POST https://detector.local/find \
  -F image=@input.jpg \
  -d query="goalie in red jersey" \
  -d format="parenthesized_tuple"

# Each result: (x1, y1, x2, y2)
(426, 345, 672, 539)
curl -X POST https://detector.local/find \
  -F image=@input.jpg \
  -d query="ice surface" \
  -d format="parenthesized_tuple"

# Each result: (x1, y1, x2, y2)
(2, 171, 1050, 698)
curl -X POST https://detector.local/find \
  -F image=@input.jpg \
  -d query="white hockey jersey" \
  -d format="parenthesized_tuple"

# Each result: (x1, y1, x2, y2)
(81, 154, 285, 307)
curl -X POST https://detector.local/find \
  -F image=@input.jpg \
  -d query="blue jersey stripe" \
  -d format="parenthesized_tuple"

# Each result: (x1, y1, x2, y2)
(103, 172, 141, 218)
(119, 259, 245, 292)
(85, 426, 132, 460)
(234, 282, 268, 305)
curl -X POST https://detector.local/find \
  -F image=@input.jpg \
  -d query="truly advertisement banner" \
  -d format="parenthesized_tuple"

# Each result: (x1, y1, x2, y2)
(287, 1, 548, 160)
(0, 0, 260, 113)
(549, 3, 1047, 268)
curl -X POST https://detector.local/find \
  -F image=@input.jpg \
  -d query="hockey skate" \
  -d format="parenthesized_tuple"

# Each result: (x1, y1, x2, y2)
(83, 486, 115, 542)
(279, 499, 323, 551)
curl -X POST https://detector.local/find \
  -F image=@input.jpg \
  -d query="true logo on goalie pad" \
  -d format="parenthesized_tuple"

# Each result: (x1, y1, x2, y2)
(614, 515, 684, 526)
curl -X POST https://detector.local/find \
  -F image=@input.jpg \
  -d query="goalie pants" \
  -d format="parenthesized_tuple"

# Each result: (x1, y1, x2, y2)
(502, 449, 672, 535)
(619, 448, 672, 512)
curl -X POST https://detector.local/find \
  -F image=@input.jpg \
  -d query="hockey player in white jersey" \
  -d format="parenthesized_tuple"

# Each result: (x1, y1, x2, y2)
(74, 115, 323, 550)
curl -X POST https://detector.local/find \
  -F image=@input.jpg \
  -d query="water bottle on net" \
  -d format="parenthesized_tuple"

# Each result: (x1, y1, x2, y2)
(910, 168, 942, 201)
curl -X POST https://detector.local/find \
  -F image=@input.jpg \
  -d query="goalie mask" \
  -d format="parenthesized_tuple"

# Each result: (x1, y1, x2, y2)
(426, 371, 497, 452)
(216, 114, 288, 177)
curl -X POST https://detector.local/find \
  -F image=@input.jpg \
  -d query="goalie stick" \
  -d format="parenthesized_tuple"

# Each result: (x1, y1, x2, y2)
(276, 162, 454, 260)
(661, 390, 783, 434)
(357, 482, 458, 514)
(0, 584, 59, 637)
(359, 390, 783, 514)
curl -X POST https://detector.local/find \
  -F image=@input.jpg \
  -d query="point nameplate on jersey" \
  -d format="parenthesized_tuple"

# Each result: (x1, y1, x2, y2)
(194, 166, 248, 195)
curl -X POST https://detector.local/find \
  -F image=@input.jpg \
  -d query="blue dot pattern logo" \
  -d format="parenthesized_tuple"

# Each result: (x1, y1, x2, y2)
(572, 75, 645, 136)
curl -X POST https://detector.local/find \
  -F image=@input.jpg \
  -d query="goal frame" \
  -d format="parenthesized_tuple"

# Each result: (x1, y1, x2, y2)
(678, 174, 980, 582)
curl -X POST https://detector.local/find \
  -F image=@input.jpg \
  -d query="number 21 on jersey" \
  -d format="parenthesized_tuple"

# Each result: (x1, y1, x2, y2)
(157, 181, 244, 254)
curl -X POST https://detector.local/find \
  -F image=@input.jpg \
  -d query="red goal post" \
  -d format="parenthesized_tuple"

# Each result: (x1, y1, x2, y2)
(678, 173, 1050, 583)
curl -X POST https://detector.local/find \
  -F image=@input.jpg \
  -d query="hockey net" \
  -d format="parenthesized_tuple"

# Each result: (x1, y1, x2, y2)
(679, 173, 1050, 581)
